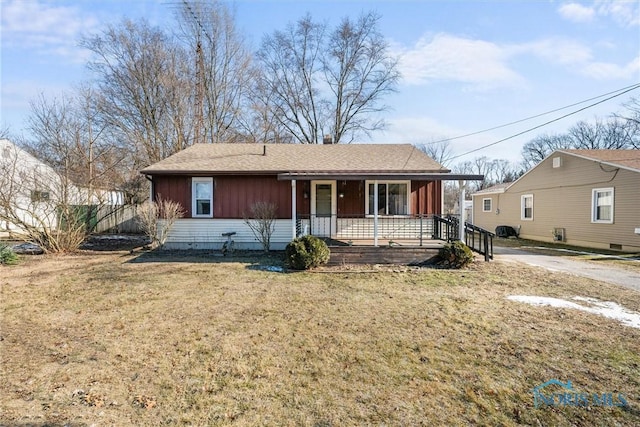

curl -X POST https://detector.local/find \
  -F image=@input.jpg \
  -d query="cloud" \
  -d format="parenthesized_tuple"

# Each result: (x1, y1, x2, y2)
(596, 0, 640, 27)
(518, 38, 640, 80)
(515, 38, 593, 65)
(0, 0, 98, 62)
(582, 55, 640, 79)
(558, 3, 596, 23)
(558, 1, 640, 27)
(395, 33, 525, 89)
(397, 30, 634, 88)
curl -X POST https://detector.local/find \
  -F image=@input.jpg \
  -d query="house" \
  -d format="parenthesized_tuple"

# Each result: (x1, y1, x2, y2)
(140, 143, 482, 250)
(471, 149, 640, 251)
(0, 138, 124, 235)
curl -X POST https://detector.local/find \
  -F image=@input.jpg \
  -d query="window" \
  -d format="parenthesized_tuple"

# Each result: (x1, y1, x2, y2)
(30, 190, 50, 202)
(192, 177, 213, 218)
(366, 181, 409, 215)
(482, 198, 492, 212)
(592, 188, 614, 223)
(521, 194, 533, 220)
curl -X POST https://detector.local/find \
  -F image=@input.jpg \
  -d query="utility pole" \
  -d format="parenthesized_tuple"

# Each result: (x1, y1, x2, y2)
(194, 38, 204, 145)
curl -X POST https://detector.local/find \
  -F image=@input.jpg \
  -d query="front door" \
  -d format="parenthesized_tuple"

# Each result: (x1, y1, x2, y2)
(311, 181, 336, 237)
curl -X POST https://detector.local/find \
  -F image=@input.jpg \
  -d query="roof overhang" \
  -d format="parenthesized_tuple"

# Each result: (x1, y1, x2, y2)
(140, 170, 484, 181)
(277, 172, 484, 181)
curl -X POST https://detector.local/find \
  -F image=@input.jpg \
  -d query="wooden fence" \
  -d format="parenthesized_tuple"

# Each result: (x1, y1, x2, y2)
(94, 204, 141, 233)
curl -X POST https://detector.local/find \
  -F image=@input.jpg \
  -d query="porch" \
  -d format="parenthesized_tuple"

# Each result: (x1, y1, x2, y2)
(297, 214, 494, 264)
(297, 214, 444, 265)
(296, 214, 445, 246)
(316, 235, 444, 265)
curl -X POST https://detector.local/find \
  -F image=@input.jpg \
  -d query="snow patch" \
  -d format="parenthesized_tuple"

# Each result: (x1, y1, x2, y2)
(507, 295, 640, 329)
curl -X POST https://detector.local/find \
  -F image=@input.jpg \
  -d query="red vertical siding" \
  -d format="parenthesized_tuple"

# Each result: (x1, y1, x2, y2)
(411, 181, 441, 215)
(151, 176, 443, 219)
(337, 180, 364, 215)
(153, 176, 191, 217)
(214, 175, 292, 218)
(297, 181, 311, 215)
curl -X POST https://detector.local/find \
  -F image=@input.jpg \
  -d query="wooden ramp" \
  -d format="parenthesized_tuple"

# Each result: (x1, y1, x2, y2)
(327, 244, 442, 266)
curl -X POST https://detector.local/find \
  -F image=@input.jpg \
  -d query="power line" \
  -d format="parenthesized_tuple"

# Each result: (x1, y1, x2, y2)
(426, 82, 640, 146)
(449, 83, 640, 161)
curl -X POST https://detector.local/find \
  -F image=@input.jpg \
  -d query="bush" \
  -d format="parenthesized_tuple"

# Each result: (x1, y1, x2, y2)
(0, 244, 18, 265)
(285, 235, 330, 270)
(438, 241, 474, 269)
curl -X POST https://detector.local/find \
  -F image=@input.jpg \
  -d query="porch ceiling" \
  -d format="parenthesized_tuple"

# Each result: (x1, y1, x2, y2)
(278, 172, 484, 181)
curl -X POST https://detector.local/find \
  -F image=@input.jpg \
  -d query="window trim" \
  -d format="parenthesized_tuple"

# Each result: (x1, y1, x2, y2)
(482, 198, 492, 212)
(365, 180, 411, 217)
(192, 177, 213, 218)
(591, 187, 614, 224)
(521, 194, 533, 221)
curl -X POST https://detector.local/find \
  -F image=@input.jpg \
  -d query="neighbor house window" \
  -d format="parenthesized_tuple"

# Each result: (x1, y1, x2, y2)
(30, 190, 50, 202)
(482, 198, 492, 212)
(192, 177, 213, 218)
(591, 188, 614, 223)
(366, 181, 409, 215)
(521, 194, 533, 220)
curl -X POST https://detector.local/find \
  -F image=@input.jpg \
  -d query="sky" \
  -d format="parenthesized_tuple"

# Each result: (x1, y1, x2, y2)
(1, 0, 639, 165)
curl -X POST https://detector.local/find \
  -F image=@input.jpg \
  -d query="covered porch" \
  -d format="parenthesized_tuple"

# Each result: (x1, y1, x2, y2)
(279, 171, 483, 247)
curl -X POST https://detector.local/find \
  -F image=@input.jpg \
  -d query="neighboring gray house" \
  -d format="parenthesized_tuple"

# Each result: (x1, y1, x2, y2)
(472, 149, 640, 252)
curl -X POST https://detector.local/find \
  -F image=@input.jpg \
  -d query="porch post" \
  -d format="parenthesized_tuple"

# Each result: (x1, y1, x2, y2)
(291, 179, 297, 239)
(458, 180, 466, 242)
(373, 180, 379, 247)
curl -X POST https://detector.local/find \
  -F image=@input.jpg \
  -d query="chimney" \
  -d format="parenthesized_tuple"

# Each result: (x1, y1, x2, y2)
(323, 135, 333, 145)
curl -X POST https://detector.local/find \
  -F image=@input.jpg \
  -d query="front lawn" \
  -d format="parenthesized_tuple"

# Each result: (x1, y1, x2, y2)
(1, 252, 638, 425)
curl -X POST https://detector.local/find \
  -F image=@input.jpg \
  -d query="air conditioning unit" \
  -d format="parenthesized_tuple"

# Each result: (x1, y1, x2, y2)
(553, 227, 565, 242)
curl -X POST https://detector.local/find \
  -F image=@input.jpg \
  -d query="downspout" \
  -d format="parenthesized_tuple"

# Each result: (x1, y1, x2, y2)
(145, 175, 153, 202)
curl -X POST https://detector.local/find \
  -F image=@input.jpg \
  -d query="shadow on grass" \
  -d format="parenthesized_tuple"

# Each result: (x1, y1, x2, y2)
(125, 249, 286, 266)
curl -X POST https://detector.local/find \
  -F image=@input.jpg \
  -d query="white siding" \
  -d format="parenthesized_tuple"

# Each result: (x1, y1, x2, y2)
(160, 218, 294, 250)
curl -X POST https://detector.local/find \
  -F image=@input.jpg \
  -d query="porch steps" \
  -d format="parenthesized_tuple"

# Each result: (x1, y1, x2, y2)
(327, 245, 440, 266)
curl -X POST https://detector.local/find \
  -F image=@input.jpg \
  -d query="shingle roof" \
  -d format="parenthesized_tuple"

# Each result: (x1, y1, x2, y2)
(472, 182, 512, 195)
(141, 143, 449, 175)
(561, 149, 640, 172)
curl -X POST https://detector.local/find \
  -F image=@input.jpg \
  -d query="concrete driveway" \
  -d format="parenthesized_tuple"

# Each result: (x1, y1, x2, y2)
(493, 246, 640, 292)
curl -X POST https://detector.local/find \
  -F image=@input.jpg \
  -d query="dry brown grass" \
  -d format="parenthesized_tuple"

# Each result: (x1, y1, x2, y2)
(1, 251, 639, 426)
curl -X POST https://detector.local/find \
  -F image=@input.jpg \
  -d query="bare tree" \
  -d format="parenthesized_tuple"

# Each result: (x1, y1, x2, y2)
(257, 15, 326, 144)
(0, 140, 91, 252)
(137, 198, 185, 249)
(0, 126, 11, 140)
(81, 19, 192, 165)
(257, 12, 399, 144)
(0, 88, 128, 252)
(240, 68, 296, 144)
(521, 116, 638, 168)
(416, 140, 454, 167)
(243, 201, 278, 252)
(323, 12, 400, 143)
(176, 0, 253, 143)
(521, 133, 575, 169)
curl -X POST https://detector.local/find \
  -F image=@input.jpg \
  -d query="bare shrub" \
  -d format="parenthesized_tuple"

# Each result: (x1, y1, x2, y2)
(137, 198, 185, 248)
(244, 201, 277, 252)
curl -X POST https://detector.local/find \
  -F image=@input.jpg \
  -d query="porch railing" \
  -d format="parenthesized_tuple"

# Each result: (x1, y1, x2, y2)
(296, 214, 435, 245)
(432, 215, 494, 261)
